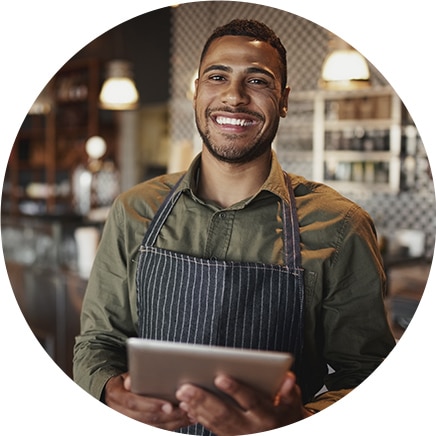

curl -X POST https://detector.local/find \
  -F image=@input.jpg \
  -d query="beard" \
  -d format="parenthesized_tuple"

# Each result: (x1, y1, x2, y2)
(195, 108, 279, 165)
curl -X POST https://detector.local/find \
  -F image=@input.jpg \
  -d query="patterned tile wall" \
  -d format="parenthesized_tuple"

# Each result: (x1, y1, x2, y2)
(169, 1, 435, 258)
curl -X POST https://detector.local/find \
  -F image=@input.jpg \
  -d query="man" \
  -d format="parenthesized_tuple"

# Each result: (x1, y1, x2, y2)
(73, 19, 396, 435)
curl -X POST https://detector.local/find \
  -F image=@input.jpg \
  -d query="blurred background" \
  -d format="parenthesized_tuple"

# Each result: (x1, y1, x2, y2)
(1, 2, 434, 378)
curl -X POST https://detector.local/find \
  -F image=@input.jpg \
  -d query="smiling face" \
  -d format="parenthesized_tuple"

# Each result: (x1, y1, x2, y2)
(193, 35, 290, 164)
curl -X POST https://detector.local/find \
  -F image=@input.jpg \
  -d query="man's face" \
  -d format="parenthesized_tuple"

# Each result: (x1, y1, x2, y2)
(193, 35, 290, 164)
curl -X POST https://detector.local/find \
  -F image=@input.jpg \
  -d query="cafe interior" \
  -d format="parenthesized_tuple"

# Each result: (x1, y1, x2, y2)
(1, 2, 435, 379)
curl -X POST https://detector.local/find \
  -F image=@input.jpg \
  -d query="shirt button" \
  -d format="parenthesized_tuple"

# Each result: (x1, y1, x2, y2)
(219, 212, 226, 219)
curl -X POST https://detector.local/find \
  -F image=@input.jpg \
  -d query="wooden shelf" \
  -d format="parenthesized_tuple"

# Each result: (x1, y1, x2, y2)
(4, 58, 119, 216)
(288, 87, 418, 194)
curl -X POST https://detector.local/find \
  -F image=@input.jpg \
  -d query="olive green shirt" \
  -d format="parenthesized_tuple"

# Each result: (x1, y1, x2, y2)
(73, 152, 395, 412)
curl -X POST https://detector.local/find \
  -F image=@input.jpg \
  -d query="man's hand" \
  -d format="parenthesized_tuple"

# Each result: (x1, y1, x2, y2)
(104, 373, 191, 431)
(175, 371, 312, 435)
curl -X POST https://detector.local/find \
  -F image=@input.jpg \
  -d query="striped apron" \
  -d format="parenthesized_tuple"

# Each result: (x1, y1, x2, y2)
(136, 172, 305, 435)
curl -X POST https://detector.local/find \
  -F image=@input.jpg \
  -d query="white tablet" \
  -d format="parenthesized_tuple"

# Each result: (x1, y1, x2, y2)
(127, 338, 293, 405)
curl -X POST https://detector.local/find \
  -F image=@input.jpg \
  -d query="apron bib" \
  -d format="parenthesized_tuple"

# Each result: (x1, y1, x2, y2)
(135, 173, 305, 435)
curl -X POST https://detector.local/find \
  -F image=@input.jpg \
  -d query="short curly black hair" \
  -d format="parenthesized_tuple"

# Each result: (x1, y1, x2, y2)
(199, 19, 287, 90)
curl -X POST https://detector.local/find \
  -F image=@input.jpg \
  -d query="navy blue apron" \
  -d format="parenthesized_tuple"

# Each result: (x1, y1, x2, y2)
(136, 172, 305, 435)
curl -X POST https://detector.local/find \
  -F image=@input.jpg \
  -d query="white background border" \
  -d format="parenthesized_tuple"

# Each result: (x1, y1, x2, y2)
(1, 1, 434, 434)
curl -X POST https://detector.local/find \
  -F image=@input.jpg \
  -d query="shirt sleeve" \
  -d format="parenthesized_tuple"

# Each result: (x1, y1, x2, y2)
(305, 203, 396, 410)
(73, 198, 138, 400)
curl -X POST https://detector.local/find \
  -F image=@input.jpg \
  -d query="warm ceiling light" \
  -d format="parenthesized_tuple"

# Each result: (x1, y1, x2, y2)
(320, 36, 371, 90)
(85, 135, 107, 160)
(99, 60, 139, 110)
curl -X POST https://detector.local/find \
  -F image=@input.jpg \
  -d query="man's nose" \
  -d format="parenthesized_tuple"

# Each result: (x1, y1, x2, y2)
(221, 80, 250, 106)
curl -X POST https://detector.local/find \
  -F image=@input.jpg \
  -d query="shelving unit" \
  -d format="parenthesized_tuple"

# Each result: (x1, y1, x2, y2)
(3, 58, 119, 216)
(286, 86, 418, 194)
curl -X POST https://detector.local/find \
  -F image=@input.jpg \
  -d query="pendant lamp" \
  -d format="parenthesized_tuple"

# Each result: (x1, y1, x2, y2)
(99, 60, 139, 110)
(320, 36, 371, 90)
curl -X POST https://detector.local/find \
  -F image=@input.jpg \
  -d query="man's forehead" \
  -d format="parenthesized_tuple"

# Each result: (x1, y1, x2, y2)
(200, 35, 280, 71)
(205, 35, 271, 54)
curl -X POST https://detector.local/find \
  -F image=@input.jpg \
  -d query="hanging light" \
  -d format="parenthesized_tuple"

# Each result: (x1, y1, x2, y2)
(99, 60, 139, 110)
(320, 36, 371, 90)
(85, 135, 107, 160)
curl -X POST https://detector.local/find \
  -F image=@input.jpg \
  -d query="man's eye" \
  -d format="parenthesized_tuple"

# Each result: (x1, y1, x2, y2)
(209, 75, 225, 81)
(248, 78, 268, 86)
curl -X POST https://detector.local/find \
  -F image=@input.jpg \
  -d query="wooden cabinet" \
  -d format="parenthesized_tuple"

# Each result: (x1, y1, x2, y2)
(3, 58, 119, 216)
(284, 87, 419, 194)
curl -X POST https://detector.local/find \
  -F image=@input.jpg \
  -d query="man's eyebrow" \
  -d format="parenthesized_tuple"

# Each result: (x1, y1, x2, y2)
(202, 64, 276, 81)
(246, 66, 275, 81)
(202, 64, 231, 74)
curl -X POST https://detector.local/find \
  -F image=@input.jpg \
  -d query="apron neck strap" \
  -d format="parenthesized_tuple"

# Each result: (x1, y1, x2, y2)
(142, 176, 184, 247)
(283, 171, 302, 269)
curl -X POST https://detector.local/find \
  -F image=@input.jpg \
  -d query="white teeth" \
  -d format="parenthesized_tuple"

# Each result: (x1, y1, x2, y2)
(216, 116, 252, 126)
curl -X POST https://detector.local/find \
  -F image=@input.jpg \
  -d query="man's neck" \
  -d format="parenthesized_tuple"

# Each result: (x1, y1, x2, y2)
(197, 148, 272, 209)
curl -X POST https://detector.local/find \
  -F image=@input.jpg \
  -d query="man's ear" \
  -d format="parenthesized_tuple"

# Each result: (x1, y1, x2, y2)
(280, 86, 291, 118)
(192, 78, 199, 108)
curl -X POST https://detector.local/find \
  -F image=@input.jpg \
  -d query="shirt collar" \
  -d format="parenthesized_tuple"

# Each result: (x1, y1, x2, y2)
(260, 151, 292, 205)
(175, 151, 292, 206)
